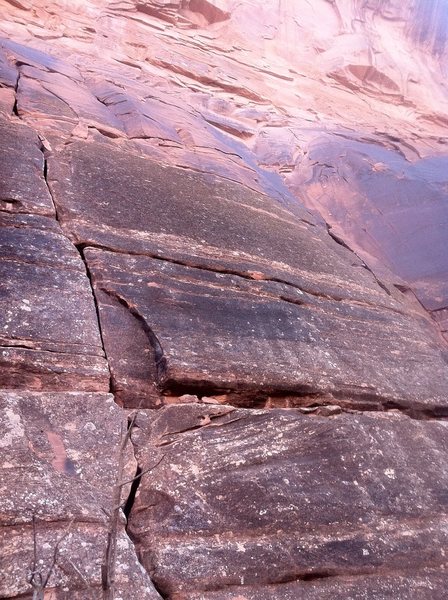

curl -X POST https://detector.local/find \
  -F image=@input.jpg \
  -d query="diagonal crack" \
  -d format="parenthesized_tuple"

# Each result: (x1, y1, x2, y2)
(97, 286, 167, 383)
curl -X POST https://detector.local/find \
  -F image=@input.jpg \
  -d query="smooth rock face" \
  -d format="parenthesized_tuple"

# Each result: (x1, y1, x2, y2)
(128, 404, 448, 596)
(0, 390, 161, 599)
(289, 133, 448, 332)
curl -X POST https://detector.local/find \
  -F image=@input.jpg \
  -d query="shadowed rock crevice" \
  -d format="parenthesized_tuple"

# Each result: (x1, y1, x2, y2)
(325, 223, 393, 297)
(97, 291, 167, 376)
(11, 71, 19, 116)
(75, 247, 114, 394)
(94, 287, 166, 408)
(123, 465, 142, 520)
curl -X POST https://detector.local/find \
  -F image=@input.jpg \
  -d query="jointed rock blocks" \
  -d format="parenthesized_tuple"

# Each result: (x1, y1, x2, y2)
(0, 391, 161, 599)
(85, 247, 448, 412)
(0, 212, 109, 391)
(1, 0, 448, 597)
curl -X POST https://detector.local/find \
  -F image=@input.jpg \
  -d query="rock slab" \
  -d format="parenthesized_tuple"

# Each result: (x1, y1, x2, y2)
(0, 390, 161, 599)
(129, 404, 448, 598)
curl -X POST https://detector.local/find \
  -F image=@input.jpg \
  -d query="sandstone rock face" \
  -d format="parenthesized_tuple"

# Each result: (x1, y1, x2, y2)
(0, 391, 161, 599)
(0, 211, 109, 391)
(85, 247, 448, 413)
(0, 1, 448, 599)
(129, 404, 448, 597)
(184, 572, 448, 600)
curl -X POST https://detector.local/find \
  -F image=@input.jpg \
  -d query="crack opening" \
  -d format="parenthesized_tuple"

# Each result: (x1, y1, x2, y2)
(149, 579, 169, 600)
(12, 96, 19, 116)
(288, 569, 336, 583)
(123, 466, 141, 519)
(12, 71, 20, 117)
(76, 248, 114, 393)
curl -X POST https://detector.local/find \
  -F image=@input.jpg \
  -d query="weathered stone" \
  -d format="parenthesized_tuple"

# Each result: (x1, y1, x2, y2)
(15, 64, 123, 135)
(45, 140, 363, 299)
(93, 288, 162, 408)
(0, 116, 54, 215)
(128, 405, 448, 597)
(289, 134, 448, 331)
(0, 44, 18, 88)
(85, 247, 448, 412)
(0, 390, 161, 599)
(0, 214, 109, 391)
(0, 86, 15, 114)
(182, 570, 448, 600)
(1, 3, 448, 600)
(16, 68, 79, 123)
(48, 141, 367, 306)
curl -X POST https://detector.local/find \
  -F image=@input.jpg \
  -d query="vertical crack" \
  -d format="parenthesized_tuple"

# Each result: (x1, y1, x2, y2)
(12, 71, 20, 117)
(37, 143, 114, 393)
(122, 420, 170, 599)
(75, 245, 114, 393)
(123, 465, 142, 519)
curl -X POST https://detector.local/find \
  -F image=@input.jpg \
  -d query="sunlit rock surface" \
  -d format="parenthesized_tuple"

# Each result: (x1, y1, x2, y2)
(1, 1, 448, 598)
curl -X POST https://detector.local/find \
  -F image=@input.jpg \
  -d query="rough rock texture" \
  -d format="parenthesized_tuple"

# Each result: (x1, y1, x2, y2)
(0, 390, 161, 599)
(182, 571, 448, 600)
(0, 211, 109, 391)
(45, 138, 448, 413)
(128, 404, 448, 597)
(85, 247, 448, 413)
(0, 118, 53, 215)
(1, 1, 448, 599)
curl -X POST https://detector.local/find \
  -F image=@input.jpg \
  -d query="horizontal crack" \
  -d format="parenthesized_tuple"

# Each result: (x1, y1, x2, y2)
(186, 561, 448, 596)
(0, 341, 104, 358)
(77, 242, 407, 316)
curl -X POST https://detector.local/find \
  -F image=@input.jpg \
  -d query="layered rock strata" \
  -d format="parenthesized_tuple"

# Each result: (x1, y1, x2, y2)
(0, 1, 447, 599)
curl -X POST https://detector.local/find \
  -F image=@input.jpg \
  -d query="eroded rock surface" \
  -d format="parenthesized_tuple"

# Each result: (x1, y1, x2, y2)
(1, 0, 448, 598)
(85, 247, 448, 413)
(44, 139, 448, 412)
(0, 117, 53, 215)
(0, 390, 161, 599)
(183, 571, 448, 600)
(128, 404, 448, 597)
(0, 210, 109, 391)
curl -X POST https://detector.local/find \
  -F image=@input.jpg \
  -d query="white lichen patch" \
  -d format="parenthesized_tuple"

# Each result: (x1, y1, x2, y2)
(0, 408, 25, 448)
(384, 468, 396, 479)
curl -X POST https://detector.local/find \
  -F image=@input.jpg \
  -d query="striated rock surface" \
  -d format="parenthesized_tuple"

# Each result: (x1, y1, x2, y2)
(129, 404, 448, 597)
(1, 1, 448, 598)
(0, 210, 109, 391)
(0, 390, 161, 599)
